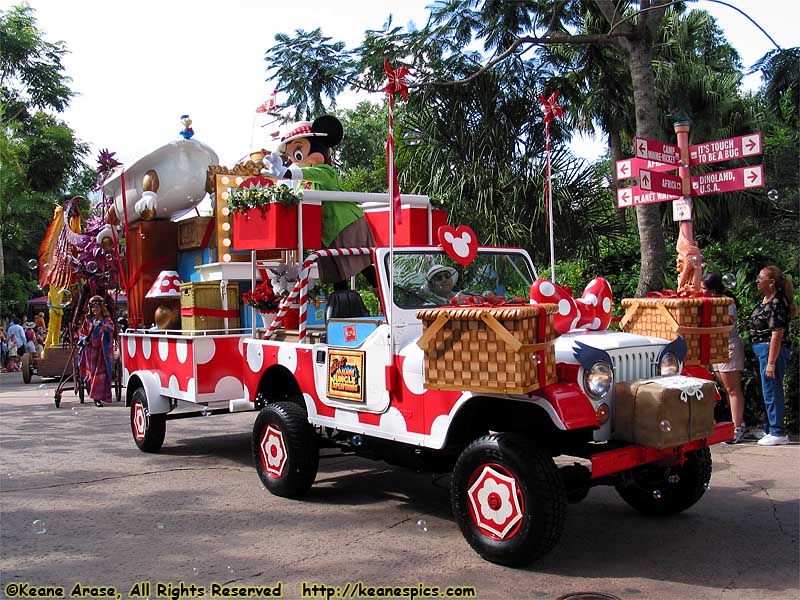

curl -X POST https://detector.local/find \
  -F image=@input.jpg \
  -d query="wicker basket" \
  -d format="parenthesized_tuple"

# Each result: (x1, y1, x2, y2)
(416, 304, 558, 394)
(620, 296, 733, 365)
(180, 281, 240, 331)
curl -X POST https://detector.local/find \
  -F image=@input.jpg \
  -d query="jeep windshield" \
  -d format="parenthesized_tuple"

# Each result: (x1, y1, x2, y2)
(386, 249, 537, 310)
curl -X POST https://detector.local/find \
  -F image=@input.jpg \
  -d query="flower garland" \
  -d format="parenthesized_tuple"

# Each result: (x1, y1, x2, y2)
(227, 184, 303, 213)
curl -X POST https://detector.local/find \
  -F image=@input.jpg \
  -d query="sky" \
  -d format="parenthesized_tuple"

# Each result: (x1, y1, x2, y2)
(9, 0, 799, 167)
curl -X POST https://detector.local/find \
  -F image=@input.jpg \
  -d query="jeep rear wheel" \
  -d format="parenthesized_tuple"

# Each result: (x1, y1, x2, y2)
(451, 433, 566, 566)
(615, 447, 711, 516)
(252, 401, 319, 498)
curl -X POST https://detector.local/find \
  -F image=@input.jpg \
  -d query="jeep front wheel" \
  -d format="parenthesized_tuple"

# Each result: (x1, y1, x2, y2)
(451, 433, 566, 566)
(252, 401, 319, 498)
(615, 447, 711, 516)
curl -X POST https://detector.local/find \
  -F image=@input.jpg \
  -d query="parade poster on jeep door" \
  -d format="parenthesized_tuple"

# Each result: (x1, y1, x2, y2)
(327, 350, 365, 402)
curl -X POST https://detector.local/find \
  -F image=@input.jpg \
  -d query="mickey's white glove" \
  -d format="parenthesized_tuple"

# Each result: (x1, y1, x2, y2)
(261, 152, 288, 180)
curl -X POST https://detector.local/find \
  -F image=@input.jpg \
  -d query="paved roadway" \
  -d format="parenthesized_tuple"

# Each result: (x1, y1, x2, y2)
(1, 372, 798, 600)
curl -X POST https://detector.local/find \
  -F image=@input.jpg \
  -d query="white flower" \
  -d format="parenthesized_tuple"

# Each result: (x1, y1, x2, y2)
(264, 434, 284, 469)
(476, 478, 513, 525)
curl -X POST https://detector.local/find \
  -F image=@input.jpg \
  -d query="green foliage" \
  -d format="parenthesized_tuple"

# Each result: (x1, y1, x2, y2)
(227, 184, 303, 212)
(0, 4, 73, 123)
(0, 272, 37, 319)
(334, 101, 388, 192)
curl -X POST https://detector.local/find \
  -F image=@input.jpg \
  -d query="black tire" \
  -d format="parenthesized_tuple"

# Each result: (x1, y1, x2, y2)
(22, 353, 32, 384)
(615, 447, 712, 516)
(451, 433, 566, 566)
(252, 401, 319, 498)
(113, 357, 122, 402)
(130, 387, 166, 453)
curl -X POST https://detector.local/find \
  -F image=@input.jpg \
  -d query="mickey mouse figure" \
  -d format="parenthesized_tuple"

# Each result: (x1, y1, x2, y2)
(261, 115, 376, 290)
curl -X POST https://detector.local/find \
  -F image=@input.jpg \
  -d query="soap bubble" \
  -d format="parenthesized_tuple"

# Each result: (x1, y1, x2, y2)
(201, 406, 211, 417)
(38, 384, 49, 400)
(86, 261, 99, 274)
(72, 406, 80, 416)
(192, 568, 199, 576)
(155, 522, 165, 530)
(27, 258, 38, 270)
(722, 273, 736, 288)
(659, 420, 672, 432)
(104, 253, 114, 262)
(226, 565, 234, 574)
(416, 519, 428, 532)
(651, 490, 662, 500)
(32, 520, 47, 534)
(767, 189, 779, 203)
(58, 289, 73, 307)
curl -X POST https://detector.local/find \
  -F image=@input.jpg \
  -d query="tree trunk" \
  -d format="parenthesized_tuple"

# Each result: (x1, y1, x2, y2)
(626, 39, 666, 296)
(0, 235, 5, 278)
(608, 129, 627, 232)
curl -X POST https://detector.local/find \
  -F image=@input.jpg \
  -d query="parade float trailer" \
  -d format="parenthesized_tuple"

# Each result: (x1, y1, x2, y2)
(111, 142, 733, 566)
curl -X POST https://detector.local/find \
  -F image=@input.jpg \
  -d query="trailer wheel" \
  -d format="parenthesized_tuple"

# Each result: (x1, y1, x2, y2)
(451, 433, 566, 566)
(252, 401, 318, 498)
(22, 353, 33, 384)
(615, 447, 711, 516)
(130, 387, 166, 453)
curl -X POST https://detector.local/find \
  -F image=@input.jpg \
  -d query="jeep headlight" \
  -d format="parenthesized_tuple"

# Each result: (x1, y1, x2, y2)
(584, 362, 613, 399)
(659, 352, 681, 376)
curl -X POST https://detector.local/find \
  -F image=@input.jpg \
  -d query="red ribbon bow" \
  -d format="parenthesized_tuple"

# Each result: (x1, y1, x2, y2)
(383, 60, 409, 101)
(539, 91, 563, 123)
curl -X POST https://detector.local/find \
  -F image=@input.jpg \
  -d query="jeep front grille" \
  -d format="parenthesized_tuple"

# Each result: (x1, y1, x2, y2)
(609, 348, 659, 382)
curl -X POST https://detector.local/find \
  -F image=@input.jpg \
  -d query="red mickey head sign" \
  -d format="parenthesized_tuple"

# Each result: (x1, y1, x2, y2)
(437, 225, 478, 266)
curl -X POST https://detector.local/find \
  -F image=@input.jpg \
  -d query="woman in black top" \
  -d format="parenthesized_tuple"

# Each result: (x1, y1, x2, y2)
(750, 265, 797, 446)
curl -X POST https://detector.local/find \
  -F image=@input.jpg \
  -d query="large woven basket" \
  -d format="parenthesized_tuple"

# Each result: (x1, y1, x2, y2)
(416, 304, 558, 394)
(620, 296, 733, 365)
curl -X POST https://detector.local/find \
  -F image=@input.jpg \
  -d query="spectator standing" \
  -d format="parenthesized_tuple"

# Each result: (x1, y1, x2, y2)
(35, 312, 46, 329)
(702, 273, 747, 443)
(7, 319, 25, 366)
(749, 266, 797, 446)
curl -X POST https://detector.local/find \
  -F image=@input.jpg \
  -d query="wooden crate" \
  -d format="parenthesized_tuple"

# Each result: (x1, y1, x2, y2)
(178, 216, 216, 250)
(180, 281, 240, 331)
(620, 296, 733, 365)
(416, 304, 558, 394)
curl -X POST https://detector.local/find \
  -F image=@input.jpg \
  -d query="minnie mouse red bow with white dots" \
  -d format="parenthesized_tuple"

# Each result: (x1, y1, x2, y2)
(530, 277, 614, 334)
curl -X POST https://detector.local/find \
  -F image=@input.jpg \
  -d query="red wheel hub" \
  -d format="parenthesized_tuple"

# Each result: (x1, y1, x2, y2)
(259, 424, 287, 478)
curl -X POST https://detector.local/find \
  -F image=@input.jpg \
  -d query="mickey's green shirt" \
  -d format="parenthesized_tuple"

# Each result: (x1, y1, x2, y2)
(299, 164, 364, 246)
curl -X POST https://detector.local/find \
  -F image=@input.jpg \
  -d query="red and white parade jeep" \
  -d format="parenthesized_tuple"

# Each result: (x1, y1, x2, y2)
(121, 191, 732, 566)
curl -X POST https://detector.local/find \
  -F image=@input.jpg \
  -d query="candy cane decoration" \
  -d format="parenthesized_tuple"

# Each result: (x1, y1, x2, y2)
(265, 248, 372, 343)
(540, 91, 563, 282)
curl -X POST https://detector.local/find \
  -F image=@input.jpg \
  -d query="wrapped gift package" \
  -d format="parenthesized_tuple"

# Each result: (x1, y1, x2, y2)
(232, 201, 321, 250)
(364, 202, 448, 246)
(614, 376, 717, 449)
(620, 296, 733, 365)
(415, 304, 558, 394)
(180, 281, 240, 331)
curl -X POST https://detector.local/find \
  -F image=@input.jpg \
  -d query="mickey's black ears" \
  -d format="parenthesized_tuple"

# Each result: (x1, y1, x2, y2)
(311, 115, 343, 148)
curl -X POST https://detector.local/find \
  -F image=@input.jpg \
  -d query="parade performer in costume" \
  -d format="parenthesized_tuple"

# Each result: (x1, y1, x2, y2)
(261, 115, 377, 289)
(78, 296, 115, 407)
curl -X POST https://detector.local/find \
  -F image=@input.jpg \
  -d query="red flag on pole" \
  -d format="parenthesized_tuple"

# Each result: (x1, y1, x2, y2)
(384, 60, 409, 225)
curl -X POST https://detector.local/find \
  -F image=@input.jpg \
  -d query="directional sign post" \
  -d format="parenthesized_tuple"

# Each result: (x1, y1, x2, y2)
(617, 186, 679, 208)
(690, 133, 763, 166)
(615, 157, 677, 180)
(690, 164, 764, 196)
(639, 169, 684, 196)
(634, 136, 680, 166)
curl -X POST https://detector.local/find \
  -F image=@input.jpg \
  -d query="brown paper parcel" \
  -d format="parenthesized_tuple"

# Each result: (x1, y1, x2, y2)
(614, 376, 717, 449)
(416, 304, 558, 394)
(619, 296, 733, 365)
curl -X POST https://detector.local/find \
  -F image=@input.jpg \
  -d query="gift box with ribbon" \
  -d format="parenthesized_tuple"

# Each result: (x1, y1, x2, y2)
(620, 293, 733, 365)
(415, 303, 558, 394)
(180, 281, 240, 331)
(614, 376, 717, 449)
